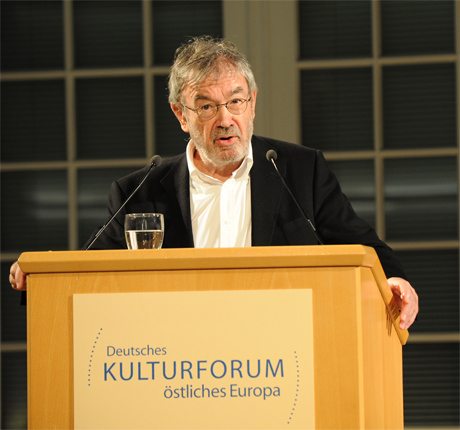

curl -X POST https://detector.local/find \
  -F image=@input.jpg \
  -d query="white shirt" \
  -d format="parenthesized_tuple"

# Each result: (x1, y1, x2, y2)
(186, 141, 253, 248)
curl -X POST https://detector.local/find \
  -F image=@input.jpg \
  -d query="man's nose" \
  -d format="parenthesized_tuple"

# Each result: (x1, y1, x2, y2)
(216, 104, 234, 127)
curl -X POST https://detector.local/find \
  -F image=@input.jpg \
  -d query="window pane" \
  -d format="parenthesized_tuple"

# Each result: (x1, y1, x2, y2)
(403, 342, 459, 427)
(1, 263, 26, 342)
(78, 167, 139, 248)
(381, 0, 455, 56)
(327, 160, 375, 229)
(301, 68, 373, 151)
(74, 0, 143, 68)
(154, 75, 189, 157)
(1, 0, 64, 71)
(395, 249, 459, 333)
(75, 77, 145, 160)
(152, 1, 223, 65)
(0, 170, 68, 252)
(298, 0, 372, 60)
(382, 64, 457, 149)
(1, 352, 27, 430)
(1, 80, 67, 162)
(385, 157, 458, 241)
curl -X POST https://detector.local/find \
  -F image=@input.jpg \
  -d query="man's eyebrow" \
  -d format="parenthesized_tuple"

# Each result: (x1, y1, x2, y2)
(193, 86, 246, 103)
(194, 94, 212, 102)
(229, 86, 245, 96)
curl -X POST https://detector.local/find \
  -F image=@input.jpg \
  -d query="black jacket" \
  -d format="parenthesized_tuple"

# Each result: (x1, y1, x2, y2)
(85, 135, 406, 279)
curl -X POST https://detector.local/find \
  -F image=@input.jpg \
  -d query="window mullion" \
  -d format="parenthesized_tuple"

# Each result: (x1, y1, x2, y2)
(143, 0, 154, 160)
(65, 0, 78, 250)
(373, 0, 385, 240)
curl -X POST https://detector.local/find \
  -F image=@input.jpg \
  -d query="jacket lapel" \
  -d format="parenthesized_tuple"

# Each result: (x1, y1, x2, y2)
(250, 137, 285, 246)
(159, 154, 195, 248)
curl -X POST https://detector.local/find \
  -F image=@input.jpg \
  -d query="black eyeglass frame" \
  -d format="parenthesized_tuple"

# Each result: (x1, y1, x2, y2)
(182, 96, 252, 120)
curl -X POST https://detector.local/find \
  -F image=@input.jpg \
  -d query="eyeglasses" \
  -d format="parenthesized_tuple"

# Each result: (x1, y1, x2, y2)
(183, 96, 252, 120)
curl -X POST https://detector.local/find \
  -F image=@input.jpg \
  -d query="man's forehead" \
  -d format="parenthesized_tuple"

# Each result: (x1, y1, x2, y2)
(184, 69, 248, 100)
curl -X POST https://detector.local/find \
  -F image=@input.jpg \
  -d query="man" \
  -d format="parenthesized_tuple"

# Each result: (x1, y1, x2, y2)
(10, 36, 418, 329)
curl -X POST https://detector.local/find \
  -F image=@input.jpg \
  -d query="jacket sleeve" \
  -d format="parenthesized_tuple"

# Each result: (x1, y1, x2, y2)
(312, 150, 407, 280)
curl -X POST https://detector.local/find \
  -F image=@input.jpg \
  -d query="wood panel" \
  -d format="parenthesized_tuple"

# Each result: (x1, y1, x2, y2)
(23, 246, 406, 429)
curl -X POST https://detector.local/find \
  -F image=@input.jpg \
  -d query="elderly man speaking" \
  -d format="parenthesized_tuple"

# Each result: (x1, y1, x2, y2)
(10, 36, 418, 329)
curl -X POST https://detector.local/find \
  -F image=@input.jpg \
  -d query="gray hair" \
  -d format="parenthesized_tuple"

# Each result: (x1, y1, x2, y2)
(168, 36, 258, 104)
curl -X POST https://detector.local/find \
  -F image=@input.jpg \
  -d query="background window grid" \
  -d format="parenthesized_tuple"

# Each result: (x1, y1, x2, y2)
(0, 1, 223, 428)
(299, 0, 459, 426)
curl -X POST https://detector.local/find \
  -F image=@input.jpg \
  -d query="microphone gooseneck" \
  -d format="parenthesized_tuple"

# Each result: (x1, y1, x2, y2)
(266, 150, 324, 245)
(85, 155, 163, 250)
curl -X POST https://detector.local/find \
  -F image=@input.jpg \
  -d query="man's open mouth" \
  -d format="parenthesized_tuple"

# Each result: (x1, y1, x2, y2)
(216, 135, 237, 146)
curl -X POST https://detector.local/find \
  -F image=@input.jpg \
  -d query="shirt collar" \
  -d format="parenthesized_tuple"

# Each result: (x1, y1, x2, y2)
(186, 140, 253, 185)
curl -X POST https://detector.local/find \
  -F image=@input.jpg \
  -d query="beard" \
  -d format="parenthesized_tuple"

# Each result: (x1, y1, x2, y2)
(189, 118, 254, 167)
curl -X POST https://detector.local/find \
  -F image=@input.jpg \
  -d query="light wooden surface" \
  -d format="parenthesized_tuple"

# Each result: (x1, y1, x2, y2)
(20, 244, 380, 272)
(21, 245, 407, 429)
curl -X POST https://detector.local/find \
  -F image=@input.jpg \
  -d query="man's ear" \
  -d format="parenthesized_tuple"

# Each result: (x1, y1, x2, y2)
(170, 103, 189, 133)
(250, 90, 257, 119)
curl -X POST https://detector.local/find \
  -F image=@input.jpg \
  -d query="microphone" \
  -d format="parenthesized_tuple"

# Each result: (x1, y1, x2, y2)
(266, 150, 324, 245)
(85, 155, 162, 250)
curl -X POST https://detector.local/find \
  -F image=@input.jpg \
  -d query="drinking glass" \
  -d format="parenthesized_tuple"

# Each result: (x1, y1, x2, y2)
(124, 213, 164, 249)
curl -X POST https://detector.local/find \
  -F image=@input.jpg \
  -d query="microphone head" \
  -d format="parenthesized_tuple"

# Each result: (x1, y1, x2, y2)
(266, 149, 277, 161)
(150, 155, 162, 167)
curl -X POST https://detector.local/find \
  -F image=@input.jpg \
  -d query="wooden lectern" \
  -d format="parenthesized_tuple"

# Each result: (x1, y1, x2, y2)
(19, 245, 408, 429)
